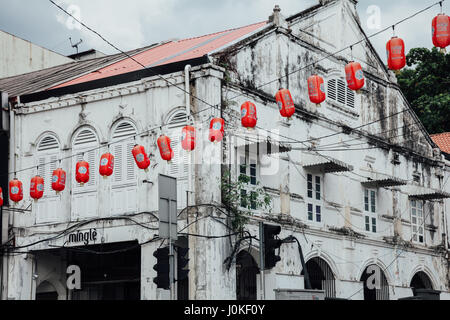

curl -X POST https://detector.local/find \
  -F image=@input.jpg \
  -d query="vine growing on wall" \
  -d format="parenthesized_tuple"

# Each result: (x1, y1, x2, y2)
(220, 168, 272, 233)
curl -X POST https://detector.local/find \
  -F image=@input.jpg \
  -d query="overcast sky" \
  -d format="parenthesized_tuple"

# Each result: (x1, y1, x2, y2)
(0, 0, 448, 62)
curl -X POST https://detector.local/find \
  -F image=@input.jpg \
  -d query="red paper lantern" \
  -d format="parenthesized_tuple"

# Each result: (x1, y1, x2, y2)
(386, 37, 406, 71)
(76, 160, 90, 185)
(0, 187, 3, 207)
(9, 179, 23, 203)
(99, 153, 114, 178)
(345, 61, 365, 92)
(157, 135, 174, 162)
(132, 145, 150, 171)
(275, 89, 295, 119)
(307, 75, 326, 106)
(52, 168, 66, 193)
(30, 175, 44, 201)
(209, 118, 225, 143)
(241, 101, 257, 129)
(432, 14, 450, 52)
(181, 126, 196, 151)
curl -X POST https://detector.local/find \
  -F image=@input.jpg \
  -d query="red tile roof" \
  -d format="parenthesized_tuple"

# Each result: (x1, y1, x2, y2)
(51, 21, 267, 89)
(431, 132, 450, 153)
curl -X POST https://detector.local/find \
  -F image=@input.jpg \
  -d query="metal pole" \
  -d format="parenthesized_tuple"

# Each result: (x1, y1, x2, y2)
(169, 199, 175, 300)
(259, 222, 265, 300)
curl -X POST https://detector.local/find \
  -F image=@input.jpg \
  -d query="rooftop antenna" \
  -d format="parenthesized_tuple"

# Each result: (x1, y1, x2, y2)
(69, 37, 83, 54)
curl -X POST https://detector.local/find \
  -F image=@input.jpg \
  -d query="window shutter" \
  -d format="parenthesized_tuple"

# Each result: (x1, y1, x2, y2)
(36, 134, 60, 223)
(113, 144, 123, 183)
(337, 79, 346, 105)
(346, 87, 355, 108)
(328, 79, 336, 101)
(86, 149, 97, 187)
(112, 121, 137, 185)
(169, 129, 181, 177)
(167, 111, 188, 178)
(47, 155, 57, 194)
(125, 142, 136, 182)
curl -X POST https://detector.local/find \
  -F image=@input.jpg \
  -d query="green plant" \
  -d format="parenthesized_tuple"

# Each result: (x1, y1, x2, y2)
(396, 47, 450, 133)
(220, 168, 272, 232)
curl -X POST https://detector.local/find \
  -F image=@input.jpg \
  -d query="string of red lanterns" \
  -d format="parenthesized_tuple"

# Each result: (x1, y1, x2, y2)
(2, 11, 449, 206)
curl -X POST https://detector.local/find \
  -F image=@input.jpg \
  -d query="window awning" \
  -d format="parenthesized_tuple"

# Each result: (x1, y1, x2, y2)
(361, 175, 407, 188)
(408, 189, 450, 201)
(302, 153, 353, 173)
(232, 131, 291, 155)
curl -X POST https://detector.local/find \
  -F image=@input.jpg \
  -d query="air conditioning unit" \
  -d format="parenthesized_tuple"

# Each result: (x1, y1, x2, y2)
(274, 289, 325, 300)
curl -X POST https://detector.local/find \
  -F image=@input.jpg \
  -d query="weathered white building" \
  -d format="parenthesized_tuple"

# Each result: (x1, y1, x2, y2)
(0, 30, 73, 78)
(0, 0, 449, 300)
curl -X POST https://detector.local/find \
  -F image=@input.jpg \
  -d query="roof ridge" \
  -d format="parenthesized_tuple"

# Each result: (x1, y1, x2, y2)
(175, 20, 267, 43)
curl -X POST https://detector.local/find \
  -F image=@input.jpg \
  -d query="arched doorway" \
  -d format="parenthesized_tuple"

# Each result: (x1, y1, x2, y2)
(410, 271, 433, 291)
(360, 265, 389, 300)
(301, 257, 336, 298)
(236, 250, 259, 300)
(36, 281, 58, 300)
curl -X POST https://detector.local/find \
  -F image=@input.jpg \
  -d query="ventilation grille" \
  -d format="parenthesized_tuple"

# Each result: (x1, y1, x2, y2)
(337, 79, 346, 105)
(327, 78, 355, 108)
(74, 129, 98, 147)
(167, 111, 188, 129)
(347, 87, 355, 108)
(112, 121, 136, 140)
(328, 79, 336, 101)
(37, 136, 59, 152)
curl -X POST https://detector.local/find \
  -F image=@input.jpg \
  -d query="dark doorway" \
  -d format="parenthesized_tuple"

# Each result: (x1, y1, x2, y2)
(301, 257, 336, 298)
(410, 271, 433, 291)
(67, 241, 141, 300)
(360, 265, 389, 300)
(236, 250, 259, 300)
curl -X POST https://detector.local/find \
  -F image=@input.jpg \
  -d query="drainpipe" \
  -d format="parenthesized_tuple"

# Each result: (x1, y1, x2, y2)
(2, 97, 16, 300)
(185, 65, 192, 203)
(185, 64, 196, 300)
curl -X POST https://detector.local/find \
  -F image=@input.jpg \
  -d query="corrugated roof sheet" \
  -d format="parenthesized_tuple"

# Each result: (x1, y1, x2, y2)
(431, 132, 450, 154)
(408, 190, 450, 201)
(0, 45, 157, 97)
(303, 156, 354, 173)
(51, 21, 267, 89)
(361, 176, 407, 188)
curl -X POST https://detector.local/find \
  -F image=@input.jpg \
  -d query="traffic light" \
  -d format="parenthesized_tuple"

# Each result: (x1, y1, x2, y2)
(176, 247, 189, 281)
(153, 246, 170, 289)
(263, 224, 282, 269)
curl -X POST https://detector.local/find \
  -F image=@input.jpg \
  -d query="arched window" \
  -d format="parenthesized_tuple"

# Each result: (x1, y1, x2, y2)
(301, 257, 336, 298)
(36, 135, 60, 223)
(111, 121, 137, 184)
(110, 120, 138, 215)
(327, 78, 355, 108)
(72, 128, 98, 188)
(167, 110, 188, 178)
(166, 110, 190, 208)
(71, 127, 99, 219)
(360, 265, 389, 300)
